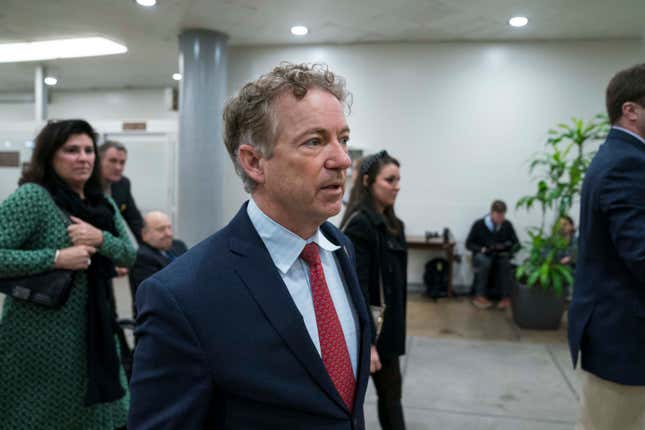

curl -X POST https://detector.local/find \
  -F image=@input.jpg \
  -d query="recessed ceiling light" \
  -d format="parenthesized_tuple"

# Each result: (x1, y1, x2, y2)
(136, 0, 157, 6)
(44, 76, 58, 86)
(0, 37, 127, 63)
(291, 26, 309, 36)
(172, 73, 182, 81)
(509, 16, 529, 27)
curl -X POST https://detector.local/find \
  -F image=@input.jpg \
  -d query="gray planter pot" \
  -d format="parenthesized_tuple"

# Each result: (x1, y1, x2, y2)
(511, 282, 566, 330)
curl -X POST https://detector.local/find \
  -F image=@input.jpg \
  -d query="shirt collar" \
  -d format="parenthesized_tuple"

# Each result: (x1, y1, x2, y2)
(612, 126, 645, 145)
(247, 198, 340, 274)
(484, 214, 495, 232)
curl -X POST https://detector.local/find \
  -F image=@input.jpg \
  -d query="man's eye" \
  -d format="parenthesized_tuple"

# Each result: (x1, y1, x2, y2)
(340, 136, 350, 145)
(304, 138, 321, 147)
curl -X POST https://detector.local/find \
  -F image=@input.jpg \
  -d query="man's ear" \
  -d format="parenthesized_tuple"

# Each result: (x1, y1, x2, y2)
(362, 174, 369, 188)
(622, 101, 639, 122)
(238, 144, 265, 185)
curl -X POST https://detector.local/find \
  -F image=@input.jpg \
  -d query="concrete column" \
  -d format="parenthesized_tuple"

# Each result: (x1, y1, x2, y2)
(34, 65, 47, 122)
(176, 29, 229, 246)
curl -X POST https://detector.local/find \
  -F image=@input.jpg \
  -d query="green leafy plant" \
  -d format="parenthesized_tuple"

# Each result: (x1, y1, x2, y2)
(515, 114, 609, 294)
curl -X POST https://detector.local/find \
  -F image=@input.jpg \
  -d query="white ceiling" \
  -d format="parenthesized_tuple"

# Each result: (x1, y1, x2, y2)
(1, 0, 644, 91)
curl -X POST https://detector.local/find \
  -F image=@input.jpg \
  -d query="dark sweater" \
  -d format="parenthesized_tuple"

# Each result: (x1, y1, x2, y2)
(466, 217, 519, 255)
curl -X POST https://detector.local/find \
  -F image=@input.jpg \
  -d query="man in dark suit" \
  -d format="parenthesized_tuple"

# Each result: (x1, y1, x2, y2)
(129, 210, 187, 317)
(99, 140, 144, 244)
(568, 63, 645, 430)
(129, 63, 373, 429)
(466, 200, 520, 310)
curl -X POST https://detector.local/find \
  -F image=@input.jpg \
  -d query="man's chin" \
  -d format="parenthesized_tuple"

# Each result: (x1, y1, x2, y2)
(321, 201, 343, 218)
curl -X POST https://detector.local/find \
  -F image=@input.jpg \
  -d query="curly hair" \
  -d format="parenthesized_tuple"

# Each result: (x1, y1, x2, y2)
(222, 62, 351, 192)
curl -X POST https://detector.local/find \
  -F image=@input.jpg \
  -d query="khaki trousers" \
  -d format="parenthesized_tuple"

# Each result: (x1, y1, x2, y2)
(576, 370, 645, 430)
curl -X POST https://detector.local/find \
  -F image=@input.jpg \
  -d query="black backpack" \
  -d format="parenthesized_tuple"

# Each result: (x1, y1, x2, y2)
(424, 257, 450, 299)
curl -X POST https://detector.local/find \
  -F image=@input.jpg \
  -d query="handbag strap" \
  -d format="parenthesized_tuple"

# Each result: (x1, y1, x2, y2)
(375, 230, 386, 308)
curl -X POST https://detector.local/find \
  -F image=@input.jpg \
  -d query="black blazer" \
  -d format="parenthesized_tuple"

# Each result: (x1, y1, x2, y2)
(129, 203, 372, 429)
(131, 240, 188, 290)
(110, 176, 144, 244)
(343, 206, 408, 359)
(568, 128, 645, 386)
(465, 218, 519, 255)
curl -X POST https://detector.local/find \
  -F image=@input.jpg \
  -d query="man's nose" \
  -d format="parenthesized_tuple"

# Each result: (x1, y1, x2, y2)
(325, 139, 351, 170)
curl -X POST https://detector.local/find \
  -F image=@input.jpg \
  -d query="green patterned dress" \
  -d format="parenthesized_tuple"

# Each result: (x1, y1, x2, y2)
(0, 183, 136, 429)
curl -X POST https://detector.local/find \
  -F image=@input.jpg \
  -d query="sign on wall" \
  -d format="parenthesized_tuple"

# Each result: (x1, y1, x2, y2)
(0, 151, 19, 168)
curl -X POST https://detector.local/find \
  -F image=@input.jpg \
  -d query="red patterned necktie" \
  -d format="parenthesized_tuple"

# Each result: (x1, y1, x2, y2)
(300, 242, 356, 411)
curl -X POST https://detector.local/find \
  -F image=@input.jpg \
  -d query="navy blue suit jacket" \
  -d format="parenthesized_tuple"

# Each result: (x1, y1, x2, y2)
(128, 203, 372, 429)
(568, 128, 645, 385)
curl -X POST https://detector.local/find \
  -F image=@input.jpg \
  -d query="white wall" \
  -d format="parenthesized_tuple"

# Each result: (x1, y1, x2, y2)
(0, 88, 177, 122)
(227, 40, 641, 285)
(0, 40, 641, 285)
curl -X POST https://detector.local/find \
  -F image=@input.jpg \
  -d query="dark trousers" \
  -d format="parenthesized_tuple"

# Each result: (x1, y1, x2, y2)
(372, 356, 406, 430)
(473, 253, 513, 298)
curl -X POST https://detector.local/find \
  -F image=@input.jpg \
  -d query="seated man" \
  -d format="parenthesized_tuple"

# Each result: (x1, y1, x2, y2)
(466, 200, 519, 310)
(130, 211, 187, 316)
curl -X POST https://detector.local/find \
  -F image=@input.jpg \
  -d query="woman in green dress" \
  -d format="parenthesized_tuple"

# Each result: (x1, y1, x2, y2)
(0, 120, 136, 429)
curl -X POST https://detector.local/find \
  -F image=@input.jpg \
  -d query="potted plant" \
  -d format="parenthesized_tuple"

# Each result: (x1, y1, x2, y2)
(512, 115, 609, 329)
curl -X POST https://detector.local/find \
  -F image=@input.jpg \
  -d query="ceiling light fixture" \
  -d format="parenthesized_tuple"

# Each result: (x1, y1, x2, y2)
(0, 37, 128, 63)
(509, 16, 529, 27)
(44, 76, 58, 86)
(136, 0, 157, 6)
(290, 26, 309, 36)
(172, 73, 182, 81)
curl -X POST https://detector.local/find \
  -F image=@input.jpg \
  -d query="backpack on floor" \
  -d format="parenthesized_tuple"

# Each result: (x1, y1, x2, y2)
(424, 257, 450, 299)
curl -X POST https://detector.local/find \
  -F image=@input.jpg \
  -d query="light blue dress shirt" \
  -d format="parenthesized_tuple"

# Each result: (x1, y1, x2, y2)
(247, 199, 359, 376)
(484, 214, 499, 232)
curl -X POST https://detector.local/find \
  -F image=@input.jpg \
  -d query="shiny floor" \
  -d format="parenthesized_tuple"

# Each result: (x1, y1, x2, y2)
(370, 293, 578, 430)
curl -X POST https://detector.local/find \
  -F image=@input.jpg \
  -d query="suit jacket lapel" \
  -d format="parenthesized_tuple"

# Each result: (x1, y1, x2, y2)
(227, 205, 350, 412)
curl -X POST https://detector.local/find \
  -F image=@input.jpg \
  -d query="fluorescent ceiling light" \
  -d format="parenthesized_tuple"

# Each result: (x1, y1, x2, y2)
(136, 0, 157, 6)
(172, 73, 182, 81)
(509, 16, 529, 27)
(291, 26, 309, 36)
(44, 76, 58, 86)
(0, 37, 128, 63)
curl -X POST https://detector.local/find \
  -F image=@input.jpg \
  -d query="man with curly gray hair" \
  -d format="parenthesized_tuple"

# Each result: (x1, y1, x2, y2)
(130, 63, 373, 430)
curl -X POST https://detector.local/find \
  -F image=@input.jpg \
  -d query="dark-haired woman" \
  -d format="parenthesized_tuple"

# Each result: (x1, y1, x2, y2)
(0, 120, 136, 429)
(340, 151, 407, 430)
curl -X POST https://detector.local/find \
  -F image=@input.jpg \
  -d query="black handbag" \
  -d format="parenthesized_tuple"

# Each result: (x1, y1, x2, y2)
(0, 269, 75, 308)
(0, 185, 75, 309)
